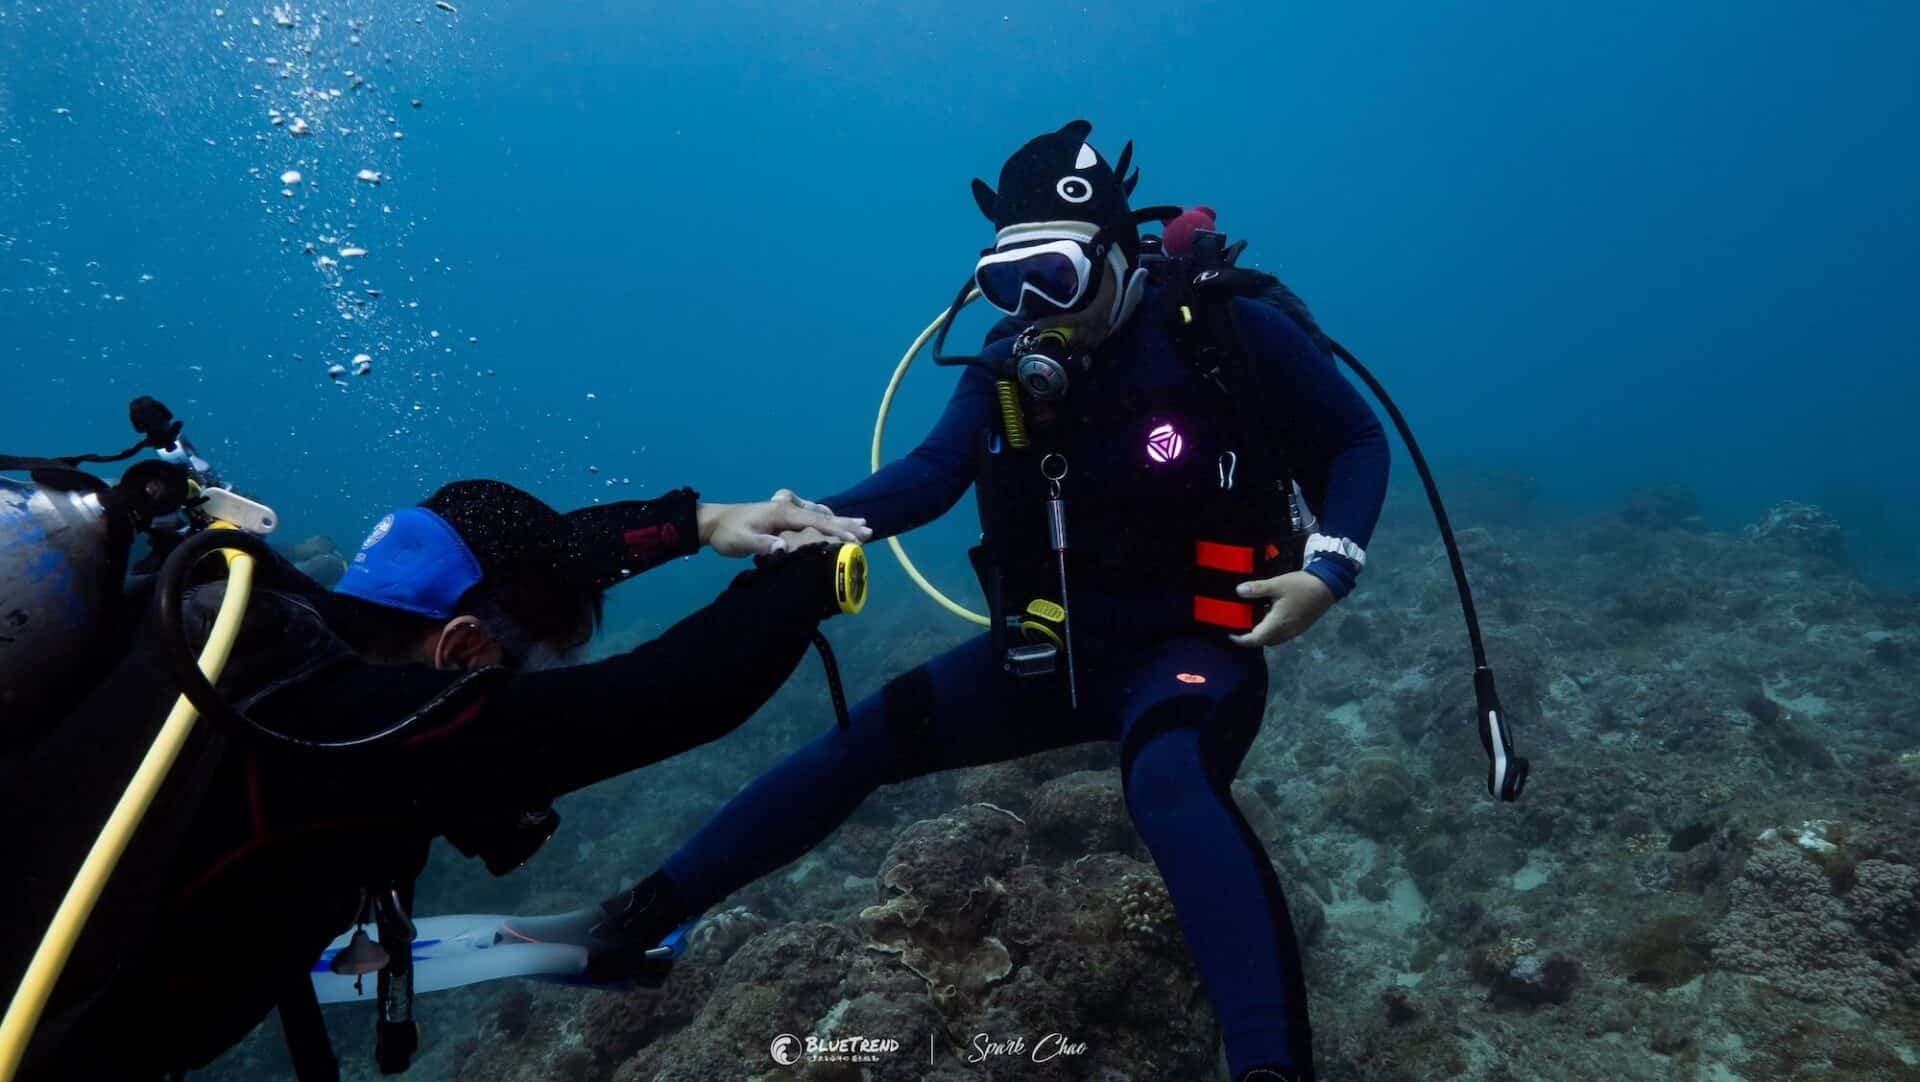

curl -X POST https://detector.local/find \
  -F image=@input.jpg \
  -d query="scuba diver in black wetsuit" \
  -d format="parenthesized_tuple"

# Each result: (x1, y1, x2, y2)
(506, 120, 1392, 1082)
(0, 424, 873, 1081)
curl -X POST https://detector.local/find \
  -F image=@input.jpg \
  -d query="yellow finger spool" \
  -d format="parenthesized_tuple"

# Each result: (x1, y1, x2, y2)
(834, 542, 868, 615)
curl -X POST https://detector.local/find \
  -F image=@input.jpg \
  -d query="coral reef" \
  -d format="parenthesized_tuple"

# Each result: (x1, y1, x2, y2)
(859, 804, 1024, 1012)
(602, 819, 1218, 1080)
(1743, 499, 1848, 564)
(1708, 838, 1916, 1013)
(1619, 485, 1704, 532)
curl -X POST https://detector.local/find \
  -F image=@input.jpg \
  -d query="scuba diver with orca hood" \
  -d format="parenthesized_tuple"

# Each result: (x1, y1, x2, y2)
(1, 419, 873, 1082)
(541, 120, 1529, 1081)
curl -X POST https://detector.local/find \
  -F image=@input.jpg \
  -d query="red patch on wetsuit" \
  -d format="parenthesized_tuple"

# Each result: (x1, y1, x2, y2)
(624, 523, 679, 561)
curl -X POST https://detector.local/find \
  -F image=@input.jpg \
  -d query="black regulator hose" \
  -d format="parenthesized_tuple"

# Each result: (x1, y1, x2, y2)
(153, 529, 437, 752)
(1323, 337, 1530, 803)
(154, 529, 276, 741)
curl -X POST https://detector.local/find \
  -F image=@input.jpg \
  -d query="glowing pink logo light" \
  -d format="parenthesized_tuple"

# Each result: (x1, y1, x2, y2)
(1146, 423, 1185, 464)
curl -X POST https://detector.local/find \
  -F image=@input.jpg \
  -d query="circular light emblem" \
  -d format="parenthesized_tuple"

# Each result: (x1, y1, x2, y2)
(1056, 175, 1093, 203)
(1146, 423, 1185, 463)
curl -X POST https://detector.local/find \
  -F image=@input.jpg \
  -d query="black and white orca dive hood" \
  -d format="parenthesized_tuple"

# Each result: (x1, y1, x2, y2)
(970, 119, 1174, 332)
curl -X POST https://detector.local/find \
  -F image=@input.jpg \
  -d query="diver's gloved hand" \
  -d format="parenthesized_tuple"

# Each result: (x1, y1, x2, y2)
(500, 871, 694, 988)
(742, 537, 861, 621)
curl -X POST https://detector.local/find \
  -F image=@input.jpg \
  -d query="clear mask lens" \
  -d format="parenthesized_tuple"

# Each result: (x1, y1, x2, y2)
(975, 244, 1090, 316)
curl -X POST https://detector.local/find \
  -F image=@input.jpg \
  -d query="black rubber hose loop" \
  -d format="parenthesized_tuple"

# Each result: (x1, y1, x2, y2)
(154, 529, 279, 742)
(154, 530, 437, 752)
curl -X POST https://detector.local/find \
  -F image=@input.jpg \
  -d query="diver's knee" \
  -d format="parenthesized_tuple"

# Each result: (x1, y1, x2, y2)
(859, 662, 942, 781)
(1122, 728, 1207, 817)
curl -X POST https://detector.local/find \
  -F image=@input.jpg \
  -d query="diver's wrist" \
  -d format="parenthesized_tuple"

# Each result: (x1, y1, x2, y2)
(694, 503, 727, 548)
(1302, 557, 1356, 601)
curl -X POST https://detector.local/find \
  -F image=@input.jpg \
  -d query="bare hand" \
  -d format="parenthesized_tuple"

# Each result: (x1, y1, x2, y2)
(1229, 571, 1335, 648)
(697, 493, 871, 558)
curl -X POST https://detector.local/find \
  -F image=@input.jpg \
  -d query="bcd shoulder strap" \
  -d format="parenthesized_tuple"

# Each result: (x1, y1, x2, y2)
(1164, 267, 1302, 526)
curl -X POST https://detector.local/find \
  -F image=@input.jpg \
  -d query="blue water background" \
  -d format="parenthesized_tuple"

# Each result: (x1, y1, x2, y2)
(4, 0, 1917, 638)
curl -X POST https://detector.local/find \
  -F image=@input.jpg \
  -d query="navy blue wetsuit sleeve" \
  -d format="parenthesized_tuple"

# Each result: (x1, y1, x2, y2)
(1232, 297, 1390, 598)
(817, 364, 997, 539)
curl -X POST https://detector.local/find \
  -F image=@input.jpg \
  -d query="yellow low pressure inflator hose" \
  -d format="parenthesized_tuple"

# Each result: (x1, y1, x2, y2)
(0, 528, 255, 1082)
(873, 291, 990, 628)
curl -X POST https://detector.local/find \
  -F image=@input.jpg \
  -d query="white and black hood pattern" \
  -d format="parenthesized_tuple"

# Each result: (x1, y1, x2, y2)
(969, 119, 1170, 333)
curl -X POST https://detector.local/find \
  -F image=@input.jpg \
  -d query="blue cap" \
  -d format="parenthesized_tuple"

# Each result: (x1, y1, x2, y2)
(335, 507, 485, 619)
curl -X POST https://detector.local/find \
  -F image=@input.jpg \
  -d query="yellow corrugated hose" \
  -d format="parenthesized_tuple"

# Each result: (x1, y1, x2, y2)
(873, 292, 990, 628)
(0, 527, 255, 1082)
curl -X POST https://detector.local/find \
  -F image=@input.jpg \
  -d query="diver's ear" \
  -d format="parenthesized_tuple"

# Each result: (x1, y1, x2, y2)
(432, 615, 494, 672)
(971, 178, 997, 221)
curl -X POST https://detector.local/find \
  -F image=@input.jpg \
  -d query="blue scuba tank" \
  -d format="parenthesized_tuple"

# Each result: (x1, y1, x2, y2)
(0, 476, 121, 721)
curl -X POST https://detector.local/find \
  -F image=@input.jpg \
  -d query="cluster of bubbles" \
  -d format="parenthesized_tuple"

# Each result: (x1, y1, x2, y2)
(3, 2, 494, 455)
(227, 1, 480, 402)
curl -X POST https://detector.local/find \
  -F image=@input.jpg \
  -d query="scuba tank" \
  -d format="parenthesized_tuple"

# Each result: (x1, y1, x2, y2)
(0, 399, 199, 729)
(1, 479, 128, 721)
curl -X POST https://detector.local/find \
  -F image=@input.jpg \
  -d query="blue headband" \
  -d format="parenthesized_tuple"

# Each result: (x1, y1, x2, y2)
(334, 507, 485, 620)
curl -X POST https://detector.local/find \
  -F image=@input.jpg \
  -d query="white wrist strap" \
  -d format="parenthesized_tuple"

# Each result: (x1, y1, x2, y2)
(1304, 533, 1367, 570)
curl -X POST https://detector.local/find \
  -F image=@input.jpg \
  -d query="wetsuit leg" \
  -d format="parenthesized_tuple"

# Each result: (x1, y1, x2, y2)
(1108, 638, 1314, 1080)
(663, 634, 1102, 913)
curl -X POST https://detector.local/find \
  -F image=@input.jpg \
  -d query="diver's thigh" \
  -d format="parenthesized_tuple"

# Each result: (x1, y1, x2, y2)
(869, 634, 1108, 777)
(1108, 637, 1268, 768)
(1102, 636, 1263, 722)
